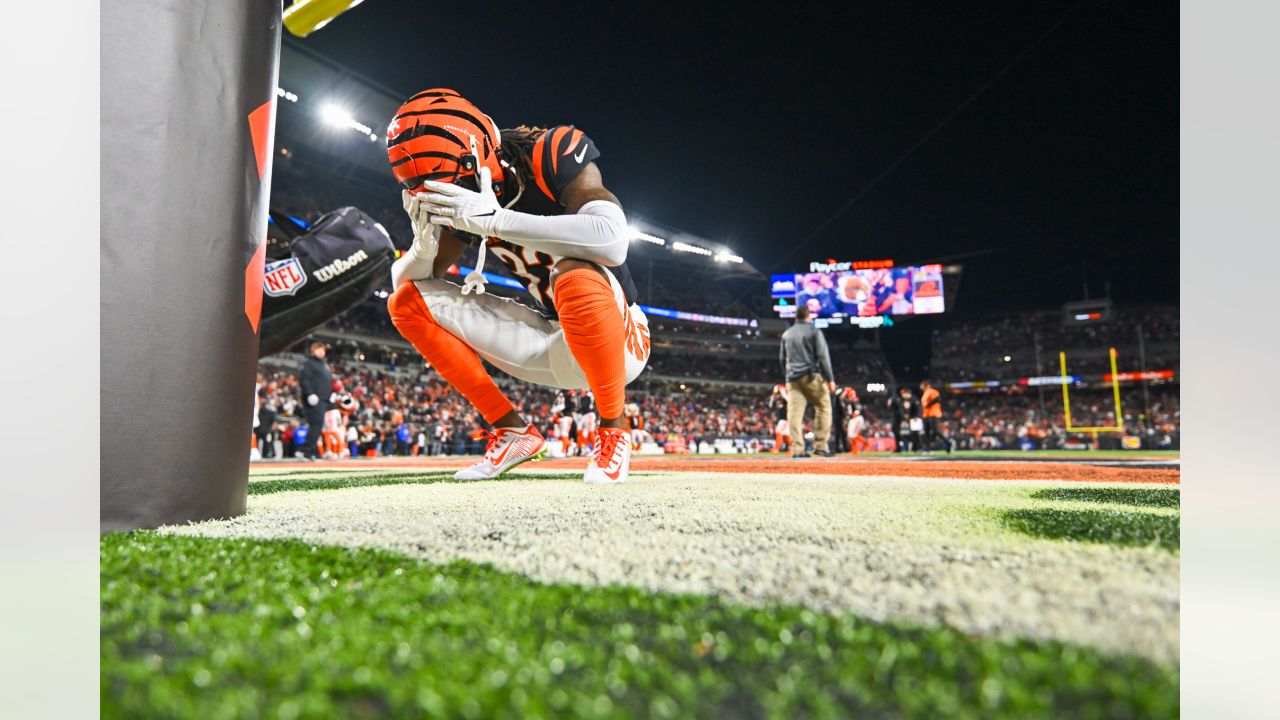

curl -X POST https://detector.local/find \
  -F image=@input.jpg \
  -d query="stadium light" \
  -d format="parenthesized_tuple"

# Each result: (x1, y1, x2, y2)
(320, 103, 378, 141)
(630, 229, 666, 246)
(714, 250, 744, 264)
(276, 87, 299, 102)
(672, 241, 712, 256)
(320, 103, 353, 128)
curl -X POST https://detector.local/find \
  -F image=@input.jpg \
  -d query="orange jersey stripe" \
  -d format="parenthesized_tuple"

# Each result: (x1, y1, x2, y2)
(561, 129, 584, 157)
(531, 134, 555, 200)
(548, 126, 571, 176)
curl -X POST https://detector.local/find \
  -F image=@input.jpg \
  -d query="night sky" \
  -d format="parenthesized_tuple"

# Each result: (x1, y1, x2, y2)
(302, 0, 1177, 315)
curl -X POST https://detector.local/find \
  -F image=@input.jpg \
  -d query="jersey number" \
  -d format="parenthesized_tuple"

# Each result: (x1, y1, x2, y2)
(489, 244, 554, 306)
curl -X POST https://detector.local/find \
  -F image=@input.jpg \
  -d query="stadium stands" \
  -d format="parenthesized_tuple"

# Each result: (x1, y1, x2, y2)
(930, 306, 1180, 449)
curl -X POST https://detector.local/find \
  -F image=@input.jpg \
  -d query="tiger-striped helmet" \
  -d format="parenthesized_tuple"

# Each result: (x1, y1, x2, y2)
(385, 88, 506, 198)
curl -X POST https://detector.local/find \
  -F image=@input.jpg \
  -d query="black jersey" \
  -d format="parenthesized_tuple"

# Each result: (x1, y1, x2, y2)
(477, 125, 641, 316)
(768, 394, 788, 422)
(576, 391, 596, 416)
(839, 394, 859, 419)
(553, 390, 574, 416)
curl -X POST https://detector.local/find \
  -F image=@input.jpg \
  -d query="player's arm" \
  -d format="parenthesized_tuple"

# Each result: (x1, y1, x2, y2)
(422, 162, 628, 267)
(431, 229, 469, 277)
(421, 128, 629, 267)
(558, 162, 621, 213)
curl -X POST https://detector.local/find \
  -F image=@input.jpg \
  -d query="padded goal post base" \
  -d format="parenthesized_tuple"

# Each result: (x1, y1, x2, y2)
(102, 1, 282, 531)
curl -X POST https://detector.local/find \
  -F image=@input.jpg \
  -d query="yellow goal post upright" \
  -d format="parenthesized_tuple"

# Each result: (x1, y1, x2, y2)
(1058, 347, 1124, 434)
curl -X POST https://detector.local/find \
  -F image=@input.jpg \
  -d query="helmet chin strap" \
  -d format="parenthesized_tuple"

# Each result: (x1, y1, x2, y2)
(460, 134, 524, 296)
(499, 156, 523, 209)
(461, 135, 491, 296)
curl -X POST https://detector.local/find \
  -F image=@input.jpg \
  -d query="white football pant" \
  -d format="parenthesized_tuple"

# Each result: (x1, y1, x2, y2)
(407, 268, 649, 391)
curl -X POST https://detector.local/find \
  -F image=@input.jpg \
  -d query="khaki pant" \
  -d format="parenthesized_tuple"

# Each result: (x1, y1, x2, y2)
(787, 373, 831, 453)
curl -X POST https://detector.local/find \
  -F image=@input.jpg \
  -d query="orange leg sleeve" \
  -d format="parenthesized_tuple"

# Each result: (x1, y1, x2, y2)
(553, 269, 627, 419)
(388, 283, 515, 424)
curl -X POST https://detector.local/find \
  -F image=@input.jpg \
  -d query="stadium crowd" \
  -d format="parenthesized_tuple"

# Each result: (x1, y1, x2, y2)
(940, 387, 1180, 450)
(253, 357, 899, 459)
(932, 306, 1179, 381)
(255, 352, 1177, 458)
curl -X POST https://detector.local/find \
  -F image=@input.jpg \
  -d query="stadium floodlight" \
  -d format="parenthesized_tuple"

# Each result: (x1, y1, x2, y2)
(320, 103, 378, 140)
(320, 103, 354, 128)
(276, 87, 299, 102)
(714, 250, 744, 264)
(672, 241, 712, 256)
(630, 229, 667, 246)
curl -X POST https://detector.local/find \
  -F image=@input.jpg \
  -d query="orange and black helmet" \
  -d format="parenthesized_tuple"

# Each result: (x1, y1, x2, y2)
(386, 88, 507, 198)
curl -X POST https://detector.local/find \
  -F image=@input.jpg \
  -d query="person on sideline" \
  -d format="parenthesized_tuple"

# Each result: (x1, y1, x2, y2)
(779, 304, 836, 457)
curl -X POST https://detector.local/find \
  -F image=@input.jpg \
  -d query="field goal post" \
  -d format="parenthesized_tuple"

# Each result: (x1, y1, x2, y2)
(1058, 347, 1124, 434)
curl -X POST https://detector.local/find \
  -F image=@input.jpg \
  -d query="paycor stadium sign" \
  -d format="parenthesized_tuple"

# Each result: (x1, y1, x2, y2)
(808, 259, 894, 273)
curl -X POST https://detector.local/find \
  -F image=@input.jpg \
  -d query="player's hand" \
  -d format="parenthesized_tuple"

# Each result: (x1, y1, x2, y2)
(826, 381, 837, 394)
(402, 190, 441, 248)
(421, 138, 503, 237)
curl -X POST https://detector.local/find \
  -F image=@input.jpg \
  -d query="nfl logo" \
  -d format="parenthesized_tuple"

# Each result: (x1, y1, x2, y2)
(263, 258, 307, 297)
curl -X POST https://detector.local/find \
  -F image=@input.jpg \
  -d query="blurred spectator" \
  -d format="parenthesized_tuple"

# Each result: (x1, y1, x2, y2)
(298, 341, 332, 459)
(889, 387, 922, 452)
(919, 380, 945, 452)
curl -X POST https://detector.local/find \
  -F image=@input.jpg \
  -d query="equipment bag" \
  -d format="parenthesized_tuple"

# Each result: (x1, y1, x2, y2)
(258, 206, 395, 357)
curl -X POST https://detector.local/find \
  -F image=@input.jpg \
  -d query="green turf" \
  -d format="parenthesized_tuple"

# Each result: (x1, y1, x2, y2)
(247, 471, 595, 496)
(102, 532, 1178, 719)
(1000, 508, 1179, 551)
(1029, 487, 1180, 509)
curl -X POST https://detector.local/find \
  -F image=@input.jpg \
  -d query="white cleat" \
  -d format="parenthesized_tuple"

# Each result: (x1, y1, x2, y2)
(584, 427, 631, 485)
(453, 424, 547, 481)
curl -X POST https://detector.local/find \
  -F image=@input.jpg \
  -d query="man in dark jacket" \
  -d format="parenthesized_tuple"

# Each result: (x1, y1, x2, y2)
(298, 341, 333, 459)
(780, 304, 836, 457)
(889, 386, 923, 452)
(256, 390, 278, 459)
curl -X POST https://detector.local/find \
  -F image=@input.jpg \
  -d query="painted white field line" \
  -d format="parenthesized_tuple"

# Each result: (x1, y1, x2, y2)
(165, 472, 1178, 663)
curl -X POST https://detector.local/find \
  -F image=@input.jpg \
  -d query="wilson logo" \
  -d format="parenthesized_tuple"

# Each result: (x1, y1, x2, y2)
(313, 249, 369, 282)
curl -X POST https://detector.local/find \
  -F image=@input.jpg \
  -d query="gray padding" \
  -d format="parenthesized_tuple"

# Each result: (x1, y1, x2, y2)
(102, 1, 282, 531)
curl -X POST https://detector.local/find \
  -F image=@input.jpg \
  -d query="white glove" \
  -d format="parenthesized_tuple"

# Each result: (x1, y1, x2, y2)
(403, 188, 440, 245)
(422, 137, 502, 236)
(421, 163, 503, 238)
(390, 189, 441, 287)
(307, 394, 319, 407)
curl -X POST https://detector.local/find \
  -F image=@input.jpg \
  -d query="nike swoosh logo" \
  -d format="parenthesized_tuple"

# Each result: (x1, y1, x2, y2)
(574, 146, 588, 164)
(604, 465, 623, 481)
